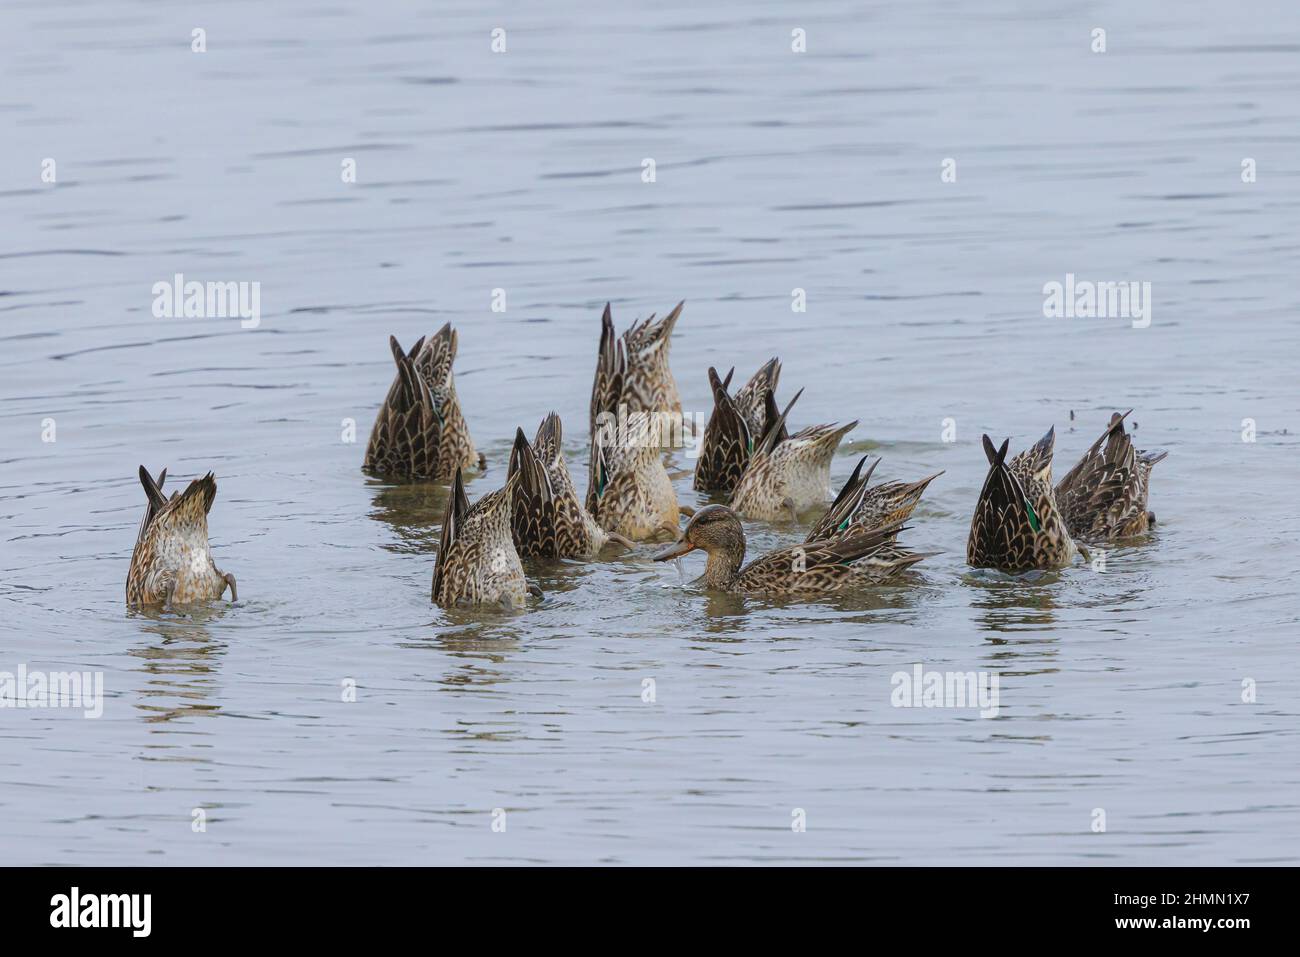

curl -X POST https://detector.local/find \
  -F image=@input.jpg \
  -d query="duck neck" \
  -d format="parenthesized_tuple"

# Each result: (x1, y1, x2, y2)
(700, 542, 745, 589)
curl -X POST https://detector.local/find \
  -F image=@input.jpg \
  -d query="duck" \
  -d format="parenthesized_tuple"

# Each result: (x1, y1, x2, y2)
(1055, 411, 1168, 540)
(432, 467, 532, 609)
(363, 324, 480, 481)
(967, 427, 1081, 572)
(806, 456, 944, 543)
(589, 301, 686, 447)
(586, 316, 681, 541)
(126, 466, 237, 607)
(726, 388, 857, 521)
(694, 360, 787, 494)
(653, 504, 929, 595)
(586, 406, 680, 541)
(508, 413, 634, 558)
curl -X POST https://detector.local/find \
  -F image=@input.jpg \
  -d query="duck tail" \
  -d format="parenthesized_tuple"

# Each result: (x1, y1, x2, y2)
(904, 470, 945, 497)
(534, 411, 564, 464)
(656, 300, 685, 339)
(171, 472, 218, 525)
(509, 427, 552, 504)
(138, 464, 168, 510)
(982, 434, 1010, 468)
(415, 323, 458, 392)
(1139, 448, 1169, 467)
(750, 356, 782, 396)
(755, 388, 803, 457)
(432, 468, 469, 601)
(1025, 425, 1056, 469)
(793, 418, 857, 468)
(135, 465, 168, 546)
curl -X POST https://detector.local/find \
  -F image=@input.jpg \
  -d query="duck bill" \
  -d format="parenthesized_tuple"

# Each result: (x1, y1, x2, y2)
(652, 539, 696, 562)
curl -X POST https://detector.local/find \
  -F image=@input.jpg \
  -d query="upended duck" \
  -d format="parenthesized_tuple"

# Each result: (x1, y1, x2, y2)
(806, 455, 944, 542)
(587, 312, 680, 540)
(126, 466, 237, 607)
(589, 301, 686, 447)
(694, 359, 786, 494)
(364, 324, 480, 481)
(432, 468, 534, 609)
(654, 504, 929, 595)
(967, 427, 1081, 572)
(722, 382, 857, 522)
(508, 413, 634, 558)
(1055, 411, 1167, 540)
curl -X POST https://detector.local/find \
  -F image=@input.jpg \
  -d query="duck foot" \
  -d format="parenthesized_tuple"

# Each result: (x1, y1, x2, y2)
(223, 572, 238, 602)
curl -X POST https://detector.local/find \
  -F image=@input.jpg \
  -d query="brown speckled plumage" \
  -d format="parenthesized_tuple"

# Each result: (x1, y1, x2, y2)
(126, 467, 236, 607)
(807, 456, 943, 543)
(694, 360, 787, 494)
(654, 505, 929, 595)
(588, 301, 686, 448)
(586, 411, 679, 541)
(432, 468, 529, 608)
(967, 428, 1078, 572)
(1055, 411, 1167, 540)
(586, 308, 680, 540)
(728, 388, 857, 521)
(364, 324, 478, 481)
(509, 413, 617, 558)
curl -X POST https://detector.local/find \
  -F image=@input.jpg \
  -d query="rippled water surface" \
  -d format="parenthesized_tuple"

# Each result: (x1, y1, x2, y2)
(2, 0, 1299, 865)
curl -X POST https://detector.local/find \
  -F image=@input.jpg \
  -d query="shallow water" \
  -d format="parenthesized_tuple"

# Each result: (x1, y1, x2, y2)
(2, 0, 1299, 865)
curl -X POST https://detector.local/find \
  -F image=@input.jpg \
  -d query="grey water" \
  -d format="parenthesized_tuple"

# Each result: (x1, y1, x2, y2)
(2, 0, 1298, 865)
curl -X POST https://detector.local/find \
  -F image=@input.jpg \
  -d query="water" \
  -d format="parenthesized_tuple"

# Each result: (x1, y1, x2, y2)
(2, 0, 1298, 865)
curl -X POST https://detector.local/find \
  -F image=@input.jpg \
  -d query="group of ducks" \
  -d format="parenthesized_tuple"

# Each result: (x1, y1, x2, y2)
(125, 303, 1167, 610)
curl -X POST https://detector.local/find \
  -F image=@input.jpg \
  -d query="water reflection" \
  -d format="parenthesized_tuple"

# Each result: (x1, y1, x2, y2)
(126, 605, 227, 724)
(366, 478, 447, 553)
(429, 625, 526, 742)
(964, 570, 1061, 634)
(701, 590, 750, 623)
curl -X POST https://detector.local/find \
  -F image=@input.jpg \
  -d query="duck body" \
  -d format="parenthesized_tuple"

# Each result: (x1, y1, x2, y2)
(509, 413, 619, 558)
(806, 456, 943, 543)
(587, 310, 680, 540)
(1055, 411, 1167, 540)
(589, 301, 686, 447)
(588, 425, 679, 541)
(967, 428, 1078, 572)
(364, 324, 478, 481)
(729, 415, 857, 522)
(719, 383, 855, 521)
(432, 469, 528, 608)
(126, 467, 236, 607)
(694, 360, 785, 493)
(654, 504, 928, 596)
